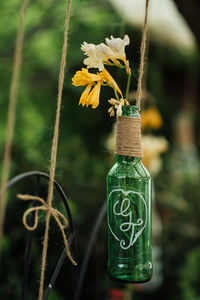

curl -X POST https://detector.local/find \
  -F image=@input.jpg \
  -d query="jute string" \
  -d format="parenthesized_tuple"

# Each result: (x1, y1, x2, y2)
(17, 194, 75, 264)
(136, 0, 149, 111)
(116, 116, 142, 157)
(116, 0, 149, 157)
(17, 0, 76, 299)
(0, 0, 27, 253)
(38, 0, 76, 299)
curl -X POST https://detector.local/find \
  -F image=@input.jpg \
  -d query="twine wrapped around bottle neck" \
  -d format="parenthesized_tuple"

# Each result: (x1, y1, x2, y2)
(115, 116, 143, 158)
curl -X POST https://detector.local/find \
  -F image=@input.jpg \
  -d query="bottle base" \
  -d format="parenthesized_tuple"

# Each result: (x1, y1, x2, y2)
(107, 269, 152, 284)
(107, 259, 153, 284)
(107, 271, 152, 284)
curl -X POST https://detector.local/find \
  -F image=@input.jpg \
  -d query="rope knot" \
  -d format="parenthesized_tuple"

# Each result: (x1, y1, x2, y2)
(17, 194, 77, 266)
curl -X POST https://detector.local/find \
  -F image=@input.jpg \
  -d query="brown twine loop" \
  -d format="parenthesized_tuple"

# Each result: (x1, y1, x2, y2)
(38, 1, 73, 299)
(116, 116, 143, 158)
(136, 0, 150, 111)
(0, 0, 27, 252)
(17, 194, 76, 265)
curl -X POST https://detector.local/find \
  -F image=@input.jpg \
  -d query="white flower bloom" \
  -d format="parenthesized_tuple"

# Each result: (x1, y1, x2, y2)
(83, 56, 105, 71)
(81, 35, 130, 70)
(96, 43, 115, 58)
(105, 35, 130, 61)
(81, 42, 105, 70)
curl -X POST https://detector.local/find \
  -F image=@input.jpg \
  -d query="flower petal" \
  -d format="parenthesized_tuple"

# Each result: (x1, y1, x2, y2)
(87, 82, 101, 109)
(79, 84, 92, 107)
(105, 35, 130, 61)
(81, 42, 105, 71)
(72, 68, 102, 86)
(83, 57, 105, 71)
(96, 43, 115, 58)
(81, 36, 130, 70)
(100, 69, 122, 97)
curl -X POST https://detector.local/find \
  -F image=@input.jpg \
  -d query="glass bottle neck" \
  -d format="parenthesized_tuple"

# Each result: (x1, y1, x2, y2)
(121, 105, 139, 117)
(115, 155, 142, 163)
(116, 105, 142, 161)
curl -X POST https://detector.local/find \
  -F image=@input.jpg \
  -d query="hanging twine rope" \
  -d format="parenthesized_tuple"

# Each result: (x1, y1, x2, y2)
(136, 0, 150, 111)
(116, 0, 150, 157)
(17, 1, 76, 299)
(0, 0, 27, 252)
(16, 0, 75, 299)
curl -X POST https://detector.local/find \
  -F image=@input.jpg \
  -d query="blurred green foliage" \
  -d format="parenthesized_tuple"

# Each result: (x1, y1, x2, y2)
(0, 0, 200, 299)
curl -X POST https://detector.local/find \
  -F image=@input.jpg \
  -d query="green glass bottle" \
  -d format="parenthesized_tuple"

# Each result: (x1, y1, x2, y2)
(107, 105, 152, 283)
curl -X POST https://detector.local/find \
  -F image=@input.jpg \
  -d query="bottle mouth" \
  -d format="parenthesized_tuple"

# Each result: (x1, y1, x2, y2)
(122, 105, 138, 114)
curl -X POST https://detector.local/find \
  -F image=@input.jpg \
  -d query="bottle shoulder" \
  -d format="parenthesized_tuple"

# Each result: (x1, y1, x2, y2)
(107, 159, 151, 179)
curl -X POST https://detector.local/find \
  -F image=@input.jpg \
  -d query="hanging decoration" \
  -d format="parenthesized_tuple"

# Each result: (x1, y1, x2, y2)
(72, 0, 152, 283)
(107, 0, 152, 283)
(107, 105, 152, 283)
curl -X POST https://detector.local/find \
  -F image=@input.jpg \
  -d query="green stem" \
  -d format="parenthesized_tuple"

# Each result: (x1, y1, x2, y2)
(125, 73, 131, 101)
(106, 62, 126, 69)
(114, 88, 120, 101)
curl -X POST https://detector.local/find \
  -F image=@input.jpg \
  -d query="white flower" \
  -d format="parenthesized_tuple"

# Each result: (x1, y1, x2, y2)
(96, 43, 114, 58)
(81, 42, 105, 71)
(105, 35, 130, 62)
(81, 35, 130, 71)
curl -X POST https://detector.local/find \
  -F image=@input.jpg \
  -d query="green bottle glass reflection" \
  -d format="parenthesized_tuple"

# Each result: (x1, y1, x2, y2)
(107, 105, 153, 283)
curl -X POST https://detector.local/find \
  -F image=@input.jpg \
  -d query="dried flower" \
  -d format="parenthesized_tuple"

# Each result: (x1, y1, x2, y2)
(108, 98, 120, 106)
(107, 98, 130, 117)
(108, 106, 115, 117)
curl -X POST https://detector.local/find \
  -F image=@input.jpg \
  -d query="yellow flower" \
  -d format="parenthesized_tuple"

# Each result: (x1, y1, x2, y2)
(100, 69, 122, 97)
(72, 68, 122, 109)
(79, 83, 92, 107)
(141, 107, 163, 130)
(72, 68, 101, 86)
(86, 82, 101, 109)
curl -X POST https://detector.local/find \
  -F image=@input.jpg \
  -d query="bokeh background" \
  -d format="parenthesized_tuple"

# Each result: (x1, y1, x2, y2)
(0, 0, 200, 299)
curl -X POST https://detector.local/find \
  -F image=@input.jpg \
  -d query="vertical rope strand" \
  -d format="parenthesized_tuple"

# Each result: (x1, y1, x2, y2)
(38, 0, 72, 299)
(136, 0, 150, 111)
(0, 0, 27, 253)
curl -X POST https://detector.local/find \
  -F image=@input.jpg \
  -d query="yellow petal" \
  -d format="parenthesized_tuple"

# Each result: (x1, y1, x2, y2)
(100, 68, 122, 97)
(72, 68, 101, 86)
(87, 82, 101, 109)
(79, 84, 92, 107)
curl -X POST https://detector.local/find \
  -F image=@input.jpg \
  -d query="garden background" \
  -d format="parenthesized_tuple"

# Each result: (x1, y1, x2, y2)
(0, 0, 200, 299)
